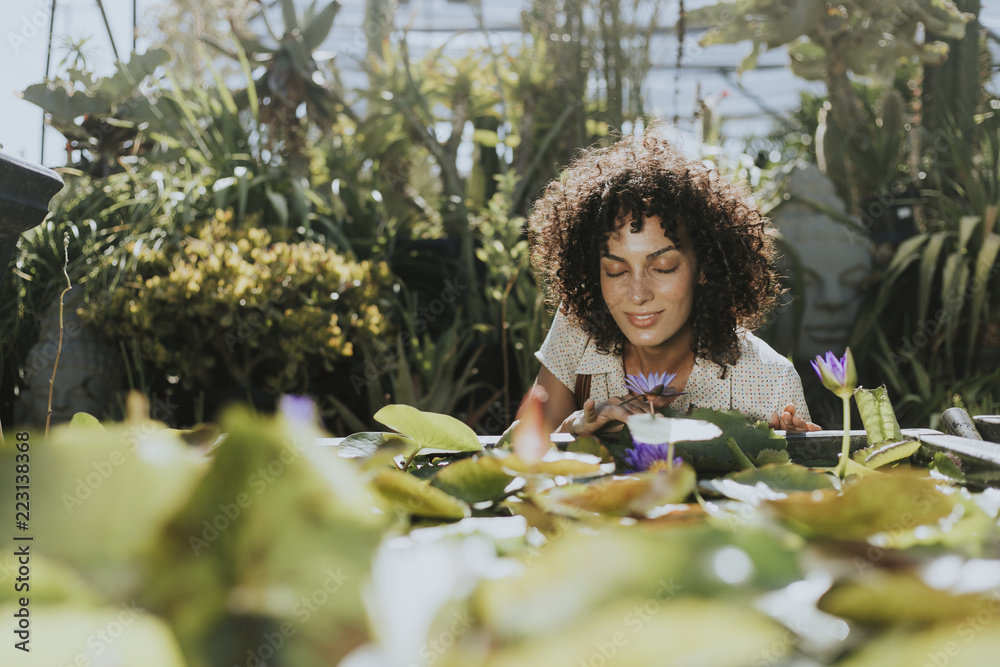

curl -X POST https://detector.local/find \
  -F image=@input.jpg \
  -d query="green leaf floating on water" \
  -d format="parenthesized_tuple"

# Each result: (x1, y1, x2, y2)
(835, 621, 1000, 667)
(754, 448, 791, 465)
(540, 465, 697, 517)
(0, 421, 208, 570)
(854, 386, 904, 446)
(667, 408, 788, 471)
(373, 468, 470, 519)
(337, 431, 413, 458)
(431, 456, 516, 504)
(374, 404, 482, 454)
(818, 569, 998, 624)
(852, 439, 921, 469)
(566, 435, 613, 462)
(0, 602, 187, 667)
(766, 473, 955, 540)
(612, 408, 786, 472)
(68, 412, 104, 430)
(480, 596, 789, 667)
(496, 449, 610, 478)
(931, 452, 967, 483)
(728, 464, 834, 492)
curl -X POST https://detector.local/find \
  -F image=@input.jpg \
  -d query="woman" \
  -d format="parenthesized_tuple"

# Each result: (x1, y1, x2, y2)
(521, 126, 819, 435)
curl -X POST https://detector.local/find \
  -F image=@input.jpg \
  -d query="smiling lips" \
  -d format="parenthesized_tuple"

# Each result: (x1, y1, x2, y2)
(626, 311, 663, 328)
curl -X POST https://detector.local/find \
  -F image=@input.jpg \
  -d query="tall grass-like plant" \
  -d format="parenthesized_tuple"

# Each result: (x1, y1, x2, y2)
(850, 105, 1000, 425)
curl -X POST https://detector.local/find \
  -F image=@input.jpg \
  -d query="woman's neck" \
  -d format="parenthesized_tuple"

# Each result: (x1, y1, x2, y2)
(622, 324, 696, 384)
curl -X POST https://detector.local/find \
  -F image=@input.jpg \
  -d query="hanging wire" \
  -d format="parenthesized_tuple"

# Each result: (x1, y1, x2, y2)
(40, 0, 58, 163)
(95, 0, 121, 62)
(673, 0, 685, 126)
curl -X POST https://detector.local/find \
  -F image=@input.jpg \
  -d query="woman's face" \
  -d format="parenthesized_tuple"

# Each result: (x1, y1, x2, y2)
(600, 215, 699, 352)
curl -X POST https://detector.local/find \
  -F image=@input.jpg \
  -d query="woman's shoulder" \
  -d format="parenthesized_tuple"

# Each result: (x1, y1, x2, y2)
(540, 307, 592, 352)
(535, 306, 601, 390)
(733, 329, 797, 373)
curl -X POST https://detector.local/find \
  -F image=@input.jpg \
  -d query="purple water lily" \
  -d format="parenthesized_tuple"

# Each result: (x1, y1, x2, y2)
(810, 348, 857, 479)
(279, 394, 317, 423)
(625, 371, 678, 397)
(624, 371, 684, 416)
(810, 348, 856, 399)
(623, 441, 684, 473)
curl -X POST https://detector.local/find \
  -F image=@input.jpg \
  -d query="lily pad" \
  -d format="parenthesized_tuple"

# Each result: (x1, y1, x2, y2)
(337, 431, 413, 458)
(753, 448, 791, 465)
(818, 570, 996, 624)
(373, 468, 470, 520)
(728, 464, 834, 492)
(766, 473, 955, 541)
(931, 452, 967, 483)
(852, 439, 921, 469)
(566, 435, 613, 462)
(0, 602, 187, 667)
(626, 414, 722, 445)
(68, 412, 104, 430)
(373, 404, 482, 454)
(480, 596, 788, 667)
(654, 408, 788, 471)
(836, 622, 1000, 667)
(541, 465, 697, 517)
(496, 449, 611, 478)
(431, 456, 516, 504)
(0, 421, 208, 569)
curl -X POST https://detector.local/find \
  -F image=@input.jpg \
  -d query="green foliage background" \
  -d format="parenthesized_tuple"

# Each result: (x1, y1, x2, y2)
(2, 0, 999, 433)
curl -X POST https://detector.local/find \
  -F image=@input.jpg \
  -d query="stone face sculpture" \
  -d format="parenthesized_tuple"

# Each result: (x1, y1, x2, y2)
(0, 151, 64, 291)
(766, 163, 875, 364)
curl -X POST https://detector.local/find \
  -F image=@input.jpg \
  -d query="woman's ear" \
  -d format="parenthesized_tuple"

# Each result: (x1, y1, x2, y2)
(698, 268, 707, 284)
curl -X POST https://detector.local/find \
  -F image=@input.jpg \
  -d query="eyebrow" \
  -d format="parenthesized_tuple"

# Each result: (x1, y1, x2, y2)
(601, 245, 679, 263)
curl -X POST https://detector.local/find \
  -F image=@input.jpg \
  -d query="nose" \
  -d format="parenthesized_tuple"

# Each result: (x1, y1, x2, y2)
(814, 278, 846, 313)
(628, 272, 654, 305)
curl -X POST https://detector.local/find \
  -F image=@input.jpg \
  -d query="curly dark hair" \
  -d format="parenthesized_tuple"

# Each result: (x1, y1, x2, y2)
(528, 126, 779, 373)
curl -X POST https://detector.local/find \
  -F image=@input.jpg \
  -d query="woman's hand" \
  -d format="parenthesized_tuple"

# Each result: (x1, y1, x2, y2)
(558, 394, 671, 435)
(768, 403, 821, 433)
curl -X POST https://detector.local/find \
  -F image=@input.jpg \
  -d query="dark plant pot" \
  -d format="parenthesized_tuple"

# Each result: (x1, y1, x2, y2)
(1, 151, 64, 428)
(0, 151, 64, 291)
(858, 185, 921, 245)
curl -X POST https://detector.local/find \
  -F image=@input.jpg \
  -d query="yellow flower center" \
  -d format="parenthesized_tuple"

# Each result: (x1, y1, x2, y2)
(647, 460, 673, 473)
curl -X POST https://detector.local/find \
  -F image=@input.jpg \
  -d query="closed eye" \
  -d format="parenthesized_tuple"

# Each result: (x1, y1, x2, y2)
(604, 270, 627, 278)
(654, 267, 678, 275)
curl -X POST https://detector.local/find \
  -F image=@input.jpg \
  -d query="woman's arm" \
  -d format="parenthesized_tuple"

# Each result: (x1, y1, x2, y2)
(516, 365, 650, 435)
(517, 365, 578, 435)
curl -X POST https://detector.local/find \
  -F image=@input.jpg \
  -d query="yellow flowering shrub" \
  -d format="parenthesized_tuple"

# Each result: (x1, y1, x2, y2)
(81, 209, 391, 395)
